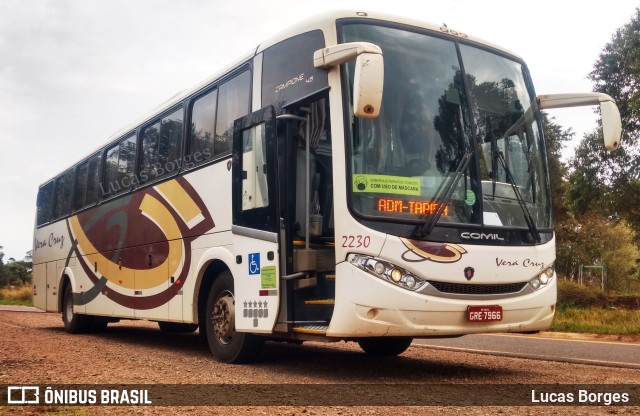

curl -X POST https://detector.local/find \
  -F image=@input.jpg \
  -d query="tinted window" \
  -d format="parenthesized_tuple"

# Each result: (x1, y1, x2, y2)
(36, 181, 54, 226)
(215, 70, 251, 155)
(141, 108, 184, 182)
(53, 170, 74, 219)
(74, 161, 89, 210)
(189, 89, 217, 167)
(159, 109, 183, 170)
(141, 121, 160, 181)
(103, 134, 136, 197)
(85, 154, 101, 206)
(104, 143, 120, 195)
(262, 30, 327, 112)
(75, 154, 101, 210)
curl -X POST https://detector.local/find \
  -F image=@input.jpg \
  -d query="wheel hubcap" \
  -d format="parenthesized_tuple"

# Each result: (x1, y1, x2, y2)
(212, 293, 235, 343)
(64, 293, 73, 323)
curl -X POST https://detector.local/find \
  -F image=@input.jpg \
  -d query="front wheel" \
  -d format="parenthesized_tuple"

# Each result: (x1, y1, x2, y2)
(357, 337, 413, 356)
(205, 271, 263, 363)
(62, 284, 93, 334)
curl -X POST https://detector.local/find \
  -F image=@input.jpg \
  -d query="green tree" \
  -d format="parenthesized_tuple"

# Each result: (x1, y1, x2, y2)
(0, 246, 7, 287)
(4, 261, 31, 286)
(565, 8, 640, 233)
(589, 6, 640, 148)
(566, 131, 612, 215)
(542, 113, 573, 222)
(555, 213, 639, 292)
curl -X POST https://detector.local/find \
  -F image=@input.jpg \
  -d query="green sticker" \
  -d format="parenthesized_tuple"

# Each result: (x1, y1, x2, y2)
(465, 190, 476, 206)
(261, 266, 276, 289)
(352, 174, 420, 196)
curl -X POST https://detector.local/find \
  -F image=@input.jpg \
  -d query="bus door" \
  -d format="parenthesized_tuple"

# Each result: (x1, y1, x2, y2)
(231, 106, 281, 333)
(277, 97, 336, 335)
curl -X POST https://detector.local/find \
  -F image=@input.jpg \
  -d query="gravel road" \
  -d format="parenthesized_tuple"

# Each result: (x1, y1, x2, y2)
(1, 311, 638, 415)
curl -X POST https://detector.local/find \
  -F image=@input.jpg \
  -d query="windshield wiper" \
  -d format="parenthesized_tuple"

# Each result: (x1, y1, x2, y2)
(492, 148, 541, 243)
(412, 149, 473, 239)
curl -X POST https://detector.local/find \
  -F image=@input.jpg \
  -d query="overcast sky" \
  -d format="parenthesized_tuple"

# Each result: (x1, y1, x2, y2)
(0, 0, 637, 261)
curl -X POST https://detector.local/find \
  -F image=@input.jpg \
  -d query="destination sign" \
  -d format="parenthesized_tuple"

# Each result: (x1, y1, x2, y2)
(377, 198, 449, 216)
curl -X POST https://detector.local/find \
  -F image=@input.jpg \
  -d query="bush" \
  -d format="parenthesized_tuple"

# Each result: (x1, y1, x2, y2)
(557, 279, 605, 307)
(0, 284, 32, 302)
(557, 278, 640, 309)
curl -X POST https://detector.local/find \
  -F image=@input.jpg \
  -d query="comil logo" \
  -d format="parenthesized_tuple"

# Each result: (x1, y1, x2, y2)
(7, 386, 40, 404)
(460, 232, 505, 241)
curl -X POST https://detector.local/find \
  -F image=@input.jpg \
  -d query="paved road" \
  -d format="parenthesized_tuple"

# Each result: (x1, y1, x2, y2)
(415, 333, 640, 369)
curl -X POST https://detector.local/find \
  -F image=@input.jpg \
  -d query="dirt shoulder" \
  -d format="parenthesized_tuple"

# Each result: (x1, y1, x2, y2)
(1, 311, 638, 416)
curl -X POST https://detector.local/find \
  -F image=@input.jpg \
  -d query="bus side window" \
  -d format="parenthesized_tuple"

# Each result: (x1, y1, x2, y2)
(189, 89, 217, 167)
(241, 123, 269, 211)
(36, 181, 54, 226)
(215, 70, 251, 155)
(141, 107, 183, 182)
(103, 134, 136, 198)
(52, 169, 74, 220)
(74, 153, 101, 211)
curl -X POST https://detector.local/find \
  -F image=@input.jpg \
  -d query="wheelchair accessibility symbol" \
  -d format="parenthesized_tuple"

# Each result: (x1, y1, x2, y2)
(248, 253, 260, 275)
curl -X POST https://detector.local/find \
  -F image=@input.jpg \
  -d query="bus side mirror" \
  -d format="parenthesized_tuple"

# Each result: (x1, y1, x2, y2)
(537, 93, 622, 151)
(600, 100, 622, 151)
(353, 53, 384, 118)
(314, 42, 384, 119)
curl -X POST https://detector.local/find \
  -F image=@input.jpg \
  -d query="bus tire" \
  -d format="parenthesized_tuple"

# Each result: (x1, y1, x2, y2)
(62, 284, 93, 334)
(357, 337, 413, 356)
(205, 271, 263, 363)
(158, 321, 199, 333)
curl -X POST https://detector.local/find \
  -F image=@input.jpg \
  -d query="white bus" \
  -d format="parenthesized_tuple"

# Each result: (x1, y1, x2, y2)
(32, 10, 621, 363)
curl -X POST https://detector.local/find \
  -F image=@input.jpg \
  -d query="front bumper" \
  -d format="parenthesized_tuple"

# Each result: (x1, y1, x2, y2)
(326, 262, 556, 337)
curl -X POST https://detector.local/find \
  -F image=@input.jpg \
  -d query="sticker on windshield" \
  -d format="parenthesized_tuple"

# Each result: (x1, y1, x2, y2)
(465, 190, 476, 206)
(352, 174, 420, 196)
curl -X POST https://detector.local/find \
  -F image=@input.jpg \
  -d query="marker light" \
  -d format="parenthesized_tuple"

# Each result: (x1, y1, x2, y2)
(391, 269, 403, 282)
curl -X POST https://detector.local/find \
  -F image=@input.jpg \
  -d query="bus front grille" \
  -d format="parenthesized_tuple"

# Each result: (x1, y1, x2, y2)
(427, 281, 528, 295)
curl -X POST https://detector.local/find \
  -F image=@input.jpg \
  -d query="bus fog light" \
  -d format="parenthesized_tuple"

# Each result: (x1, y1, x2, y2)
(391, 269, 403, 282)
(405, 275, 416, 289)
(530, 277, 541, 290)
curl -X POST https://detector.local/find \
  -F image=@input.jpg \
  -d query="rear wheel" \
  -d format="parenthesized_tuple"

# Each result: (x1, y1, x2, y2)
(357, 337, 413, 356)
(158, 321, 199, 333)
(205, 271, 263, 363)
(62, 284, 93, 334)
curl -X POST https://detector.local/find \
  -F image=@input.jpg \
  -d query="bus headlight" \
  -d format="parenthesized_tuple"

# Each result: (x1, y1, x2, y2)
(530, 265, 554, 290)
(347, 254, 427, 291)
(390, 268, 403, 282)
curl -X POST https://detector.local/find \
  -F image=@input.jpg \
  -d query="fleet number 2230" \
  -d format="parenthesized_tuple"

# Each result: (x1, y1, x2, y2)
(341, 235, 371, 248)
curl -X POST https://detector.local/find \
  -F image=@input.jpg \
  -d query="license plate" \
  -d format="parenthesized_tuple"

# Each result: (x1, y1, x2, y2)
(467, 305, 503, 322)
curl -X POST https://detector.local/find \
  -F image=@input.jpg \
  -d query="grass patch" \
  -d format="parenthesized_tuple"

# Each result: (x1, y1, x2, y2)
(552, 305, 640, 335)
(0, 285, 33, 306)
(552, 279, 640, 335)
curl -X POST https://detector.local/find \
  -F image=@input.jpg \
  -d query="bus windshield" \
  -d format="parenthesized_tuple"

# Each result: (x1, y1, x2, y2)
(342, 23, 552, 232)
